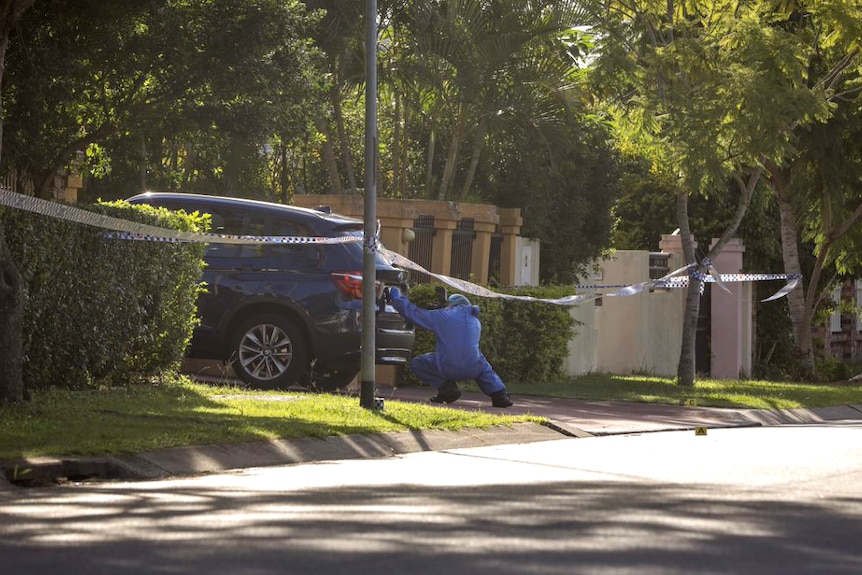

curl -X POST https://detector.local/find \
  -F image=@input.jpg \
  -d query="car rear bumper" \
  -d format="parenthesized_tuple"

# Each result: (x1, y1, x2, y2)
(313, 327, 414, 368)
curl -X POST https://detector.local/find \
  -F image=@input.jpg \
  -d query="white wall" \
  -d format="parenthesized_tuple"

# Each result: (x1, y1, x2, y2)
(514, 237, 541, 286)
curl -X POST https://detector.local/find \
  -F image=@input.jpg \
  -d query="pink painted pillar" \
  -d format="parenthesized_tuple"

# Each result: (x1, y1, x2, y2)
(710, 238, 752, 379)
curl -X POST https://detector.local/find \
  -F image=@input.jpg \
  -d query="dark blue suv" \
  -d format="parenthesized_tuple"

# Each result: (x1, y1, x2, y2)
(127, 192, 414, 391)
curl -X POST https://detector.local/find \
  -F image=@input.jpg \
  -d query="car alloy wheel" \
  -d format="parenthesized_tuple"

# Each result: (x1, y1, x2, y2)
(231, 315, 308, 389)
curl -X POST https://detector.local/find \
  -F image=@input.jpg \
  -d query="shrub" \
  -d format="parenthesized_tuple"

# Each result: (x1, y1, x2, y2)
(0, 200, 206, 389)
(401, 283, 578, 385)
(814, 356, 852, 383)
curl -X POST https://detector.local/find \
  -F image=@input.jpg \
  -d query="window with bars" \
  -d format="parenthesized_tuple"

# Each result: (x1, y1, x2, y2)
(649, 253, 670, 279)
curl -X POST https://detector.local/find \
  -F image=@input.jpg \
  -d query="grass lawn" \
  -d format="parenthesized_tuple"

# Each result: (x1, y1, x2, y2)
(504, 373, 862, 410)
(0, 377, 542, 460)
(2, 373, 860, 460)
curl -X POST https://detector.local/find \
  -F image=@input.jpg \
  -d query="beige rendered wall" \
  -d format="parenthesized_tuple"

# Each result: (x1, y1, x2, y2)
(565, 238, 756, 379)
(565, 249, 686, 378)
(563, 302, 599, 376)
(638, 279, 686, 377)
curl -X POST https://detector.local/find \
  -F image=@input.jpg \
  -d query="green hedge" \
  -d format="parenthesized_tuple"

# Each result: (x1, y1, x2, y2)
(0, 200, 206, 389)
(403, 283, 578, 385)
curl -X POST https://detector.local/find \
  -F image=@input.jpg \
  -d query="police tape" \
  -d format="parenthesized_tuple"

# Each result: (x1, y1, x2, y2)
(383, 248, 800, 305)
(379, 248, 597, 305)
(1, 188, 800, 305)
(0, 188, 360, 245)
(654, 272, 802, 302)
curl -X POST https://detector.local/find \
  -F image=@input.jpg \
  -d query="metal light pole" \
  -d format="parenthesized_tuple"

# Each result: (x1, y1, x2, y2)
(359, 0, 378, 409)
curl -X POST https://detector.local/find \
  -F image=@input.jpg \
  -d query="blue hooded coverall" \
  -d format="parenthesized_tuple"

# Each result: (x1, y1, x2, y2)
(389, 291, 506, 396)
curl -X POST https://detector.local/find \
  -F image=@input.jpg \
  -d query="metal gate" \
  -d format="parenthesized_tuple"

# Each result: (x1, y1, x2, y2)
(407, 215, 435, 284)
(696, 283, 712, 375)
(450, 218, 474, 280)
(487, 230, 502, 285)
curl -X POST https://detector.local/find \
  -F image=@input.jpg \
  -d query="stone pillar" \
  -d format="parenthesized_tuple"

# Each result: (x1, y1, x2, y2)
(709, 238, 751, 379)
(64, 173, 83, 203)
(470, 221, 496, 285)
(659, 233, 687, 270)
(499, 208, 523, 286)
(379, 218, 413, 257)
(431, 218, 456, 277)
(378, 216, 415, 256)
(659, 233, 695, 296)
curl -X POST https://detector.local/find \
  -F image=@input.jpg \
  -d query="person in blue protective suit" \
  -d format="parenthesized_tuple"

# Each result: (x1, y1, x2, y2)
(385, 287, 513, 408)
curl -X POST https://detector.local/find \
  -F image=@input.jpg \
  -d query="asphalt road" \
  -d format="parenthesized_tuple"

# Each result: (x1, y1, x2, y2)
(2, 423, 861, 575)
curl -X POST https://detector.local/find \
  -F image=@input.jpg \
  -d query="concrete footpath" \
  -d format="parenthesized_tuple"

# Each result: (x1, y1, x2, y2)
(3, 384, 861, 489)
(380, 385, 862, 436)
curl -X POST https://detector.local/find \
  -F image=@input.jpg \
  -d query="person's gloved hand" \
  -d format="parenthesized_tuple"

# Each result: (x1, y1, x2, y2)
(386, 286, 401, 302)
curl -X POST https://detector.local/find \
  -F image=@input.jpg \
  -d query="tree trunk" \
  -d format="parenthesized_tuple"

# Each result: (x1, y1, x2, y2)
(400, 105, 411, 197)
(0, 9, 5, 161)
(774, 183, 813, 371)
(437, 103, 466, 200)
(315, 117, 343, 195)
(0, 222, 24, 405)
(706, 170, 760, 260)
(459, 120, 487, 201)
(678, 279, 701, 387)
(392, 93, 401, 196)
(168, 144, 179, 191)
(767, 161, 817, 375)
(0, 0, 34, 404)
(424, 128, 437, 198)
(330, 87, 357, 193)
(675, 188, 699, 387)
(140, 137, 148, 190)
(676, 170, 761, 386)
(279, 143, 289, 203)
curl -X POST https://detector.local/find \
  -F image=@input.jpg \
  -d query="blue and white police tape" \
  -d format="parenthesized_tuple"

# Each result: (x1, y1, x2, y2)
(596, 262, 800, 303)
(652, 271, 802, 302)
(1, 188, 800, 305)
(379, 248, 597, 306)
(103, 230, 361, 245)
(380, 249, 800, 305)
(0, 188, 362, 246)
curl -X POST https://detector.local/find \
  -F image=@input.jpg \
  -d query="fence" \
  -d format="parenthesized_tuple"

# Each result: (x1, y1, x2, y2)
(408, 215, 435, 284)
(291, 195, 525, 287)
(450, 218, 474, 280)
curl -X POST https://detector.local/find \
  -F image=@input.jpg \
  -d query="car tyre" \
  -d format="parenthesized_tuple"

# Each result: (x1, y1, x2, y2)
(230, 314, 308, 390)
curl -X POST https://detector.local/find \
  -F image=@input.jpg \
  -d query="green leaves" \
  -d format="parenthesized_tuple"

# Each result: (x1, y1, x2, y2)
(404, 283, 577, 384)
(4, 0, 326, 200)
(0, 201, 205, 389)
(591, 0, 835, 193)
(385, 0, 592, 200)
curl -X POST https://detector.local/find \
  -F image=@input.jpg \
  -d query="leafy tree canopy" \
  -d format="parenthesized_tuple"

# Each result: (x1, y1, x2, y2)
(2, 0, 325, 200)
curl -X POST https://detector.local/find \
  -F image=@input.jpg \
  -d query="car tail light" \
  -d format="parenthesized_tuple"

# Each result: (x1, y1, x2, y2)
(331, 271, 364, 300)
